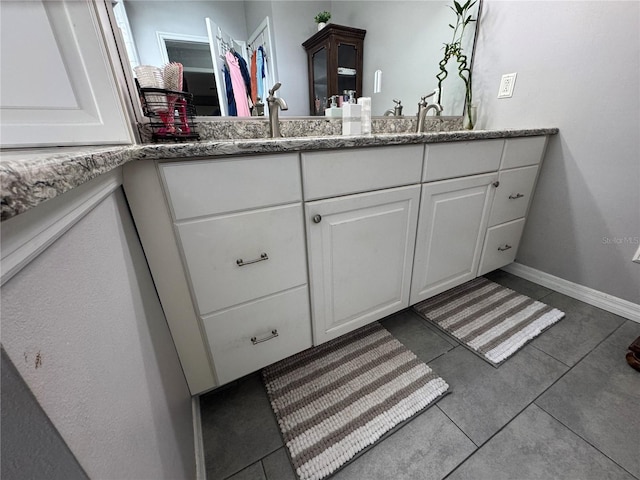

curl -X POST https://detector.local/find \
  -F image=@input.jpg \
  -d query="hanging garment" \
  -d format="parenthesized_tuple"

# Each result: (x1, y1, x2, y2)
(233, 51, 252, 100)
(225, 51, 250, 116)
(222, 64, 237, 116)
(250, 50, 258, 103)
(256, 47, 265, 103)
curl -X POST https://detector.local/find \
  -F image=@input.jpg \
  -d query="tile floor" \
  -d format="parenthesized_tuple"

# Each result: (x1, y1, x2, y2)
(199, 270, 640, 480)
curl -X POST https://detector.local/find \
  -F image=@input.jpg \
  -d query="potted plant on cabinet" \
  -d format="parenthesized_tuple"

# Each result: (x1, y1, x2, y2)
(437, 0, 478, 129)
(314, 11, 331, 31)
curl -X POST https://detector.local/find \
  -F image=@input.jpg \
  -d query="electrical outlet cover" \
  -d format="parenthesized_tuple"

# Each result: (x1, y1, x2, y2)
(498, 73, 517, 98)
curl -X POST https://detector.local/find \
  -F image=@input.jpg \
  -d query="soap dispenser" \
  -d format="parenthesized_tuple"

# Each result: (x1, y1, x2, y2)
(324, 95, 342, 117)
(342, 93, 362, 135)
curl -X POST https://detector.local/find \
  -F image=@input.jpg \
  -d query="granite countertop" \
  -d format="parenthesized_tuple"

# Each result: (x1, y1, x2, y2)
(0, 128, 558, 221)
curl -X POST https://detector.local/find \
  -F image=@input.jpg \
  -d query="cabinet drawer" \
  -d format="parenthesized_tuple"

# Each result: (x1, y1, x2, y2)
(301, 145, 423, 200)
(489, 165, 539, 227)
(500, 136, 547, 169)
(423, 139, 504, 182)
(176, 204, 307, 315)
(478, 218, 526, 276)
(203, 286, 312, 385)
(160, 154, 301, 220)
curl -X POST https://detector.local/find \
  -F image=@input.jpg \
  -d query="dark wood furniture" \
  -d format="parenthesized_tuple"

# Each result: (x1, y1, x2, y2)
(302, 24, 366, 116)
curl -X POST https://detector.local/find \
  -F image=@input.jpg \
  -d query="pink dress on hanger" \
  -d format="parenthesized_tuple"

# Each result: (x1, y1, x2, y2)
(225, 51, 251, 117)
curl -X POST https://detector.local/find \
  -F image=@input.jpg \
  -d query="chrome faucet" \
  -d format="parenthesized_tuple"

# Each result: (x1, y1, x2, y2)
(267, 82, 288, 138)
(416, 92, 443, 133)
(384, 99, 403, 116)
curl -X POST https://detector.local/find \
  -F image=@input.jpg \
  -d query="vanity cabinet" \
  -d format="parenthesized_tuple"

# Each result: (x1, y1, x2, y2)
(302, 24, 366, 115)
(410, 173, 498, 304)
(306, 186, 421, 343)
(478, 137, 547, 275)
(125, 154, 312, 393)
(302, 145, 422, 344)
(124, 135, 548, 393)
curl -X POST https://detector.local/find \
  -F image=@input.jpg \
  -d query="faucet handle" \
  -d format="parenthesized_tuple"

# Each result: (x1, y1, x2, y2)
(393, 98, 402, 106)
(268, 82, 282, 96)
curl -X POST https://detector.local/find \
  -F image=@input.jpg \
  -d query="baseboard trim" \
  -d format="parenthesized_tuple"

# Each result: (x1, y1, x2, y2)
(192, 396, 206, 480)
(502, 262, 640, 323)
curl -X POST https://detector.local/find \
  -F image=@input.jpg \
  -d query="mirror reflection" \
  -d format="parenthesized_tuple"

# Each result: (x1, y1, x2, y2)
(116, 1, 480, 118)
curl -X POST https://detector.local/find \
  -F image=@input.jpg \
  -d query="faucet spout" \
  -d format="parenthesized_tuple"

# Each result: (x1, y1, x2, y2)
(416, 93, 443, 133)
(267, 83, 288, 138)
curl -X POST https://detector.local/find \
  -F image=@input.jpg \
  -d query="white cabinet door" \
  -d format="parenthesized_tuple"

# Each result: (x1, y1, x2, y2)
(0, 0, 132, 147)
(411, 173, 498, 304)
(306, 185, 421, 344)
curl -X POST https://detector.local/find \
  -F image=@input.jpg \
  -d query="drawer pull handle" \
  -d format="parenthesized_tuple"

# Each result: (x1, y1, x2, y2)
(508, 193, 525, 200)
(492, 181, 500, 188)
(312, 214, 322, 223)
(251, 329, 279, 345)
(236, 252, 269, 267)
(498, 244, 513, 252)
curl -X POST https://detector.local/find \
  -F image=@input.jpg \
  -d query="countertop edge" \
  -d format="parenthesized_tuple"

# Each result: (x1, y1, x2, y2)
(1, 128, 558, 221)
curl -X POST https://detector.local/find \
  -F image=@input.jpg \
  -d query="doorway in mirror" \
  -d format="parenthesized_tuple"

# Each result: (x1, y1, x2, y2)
(164, 39, 221, 116)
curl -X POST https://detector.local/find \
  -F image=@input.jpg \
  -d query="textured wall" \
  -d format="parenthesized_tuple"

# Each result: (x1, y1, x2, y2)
(1, 348, 88, 480)
(473, 1, 640, 303)
(1, 188, 195, 478)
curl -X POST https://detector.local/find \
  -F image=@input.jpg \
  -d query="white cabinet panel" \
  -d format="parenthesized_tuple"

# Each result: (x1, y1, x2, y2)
(161, 154, 301, 220)
(301, 145, 423, 200)
(203, 286, 312, 385)
(423, 139, 503, 182)
(500, 136, 547, 169)
(411, 173, 498, 304)
(489, 165, 539, 227)
(176, 204, 307, 315)
(0, 0, 132, 147)
(478, 218, 526, 276)
(306, 185, 420, 344)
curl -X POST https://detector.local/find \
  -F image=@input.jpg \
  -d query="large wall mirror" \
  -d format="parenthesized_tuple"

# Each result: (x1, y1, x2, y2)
(116, 0, 481, 118)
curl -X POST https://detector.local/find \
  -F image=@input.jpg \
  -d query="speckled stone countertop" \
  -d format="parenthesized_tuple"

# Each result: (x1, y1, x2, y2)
(1, 127, 558, 221)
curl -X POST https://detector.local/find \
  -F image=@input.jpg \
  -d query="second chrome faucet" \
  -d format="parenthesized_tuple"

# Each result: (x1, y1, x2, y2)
(416, 91, 443, 133)
(267, 82, 288, 138)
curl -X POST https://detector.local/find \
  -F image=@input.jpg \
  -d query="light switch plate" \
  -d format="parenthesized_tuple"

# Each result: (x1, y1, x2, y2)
(498, 73, 517, 98)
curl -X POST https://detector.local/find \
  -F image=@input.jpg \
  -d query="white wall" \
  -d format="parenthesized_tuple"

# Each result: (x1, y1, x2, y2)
(125, 0, 248, 67)
(331, 0, 466, 116)
(1, 187, 195, 479)
(271, 0, 331, 116)
(473, 1, 640, 303)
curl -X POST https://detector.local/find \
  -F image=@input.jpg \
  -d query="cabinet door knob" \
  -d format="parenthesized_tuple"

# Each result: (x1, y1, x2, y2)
(508, 193, 525, 200)
(498, 244, 513, 252)
(312, 214, 322, 223)
(492, 181, 500, 188)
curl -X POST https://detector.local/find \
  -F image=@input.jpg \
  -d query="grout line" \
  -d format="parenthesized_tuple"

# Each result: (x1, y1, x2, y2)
(259, 458, 268, 480)
(528, 344, 571, 368)
(222, 446, 282, 480)
(443, 320, 630, 479)
(436, 405, 479, 448)
(534, 403, 640, 480)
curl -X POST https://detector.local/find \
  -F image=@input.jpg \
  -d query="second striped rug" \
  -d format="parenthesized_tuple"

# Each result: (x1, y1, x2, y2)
(262, 322, 449, 480)
(414, 277, 565, 366)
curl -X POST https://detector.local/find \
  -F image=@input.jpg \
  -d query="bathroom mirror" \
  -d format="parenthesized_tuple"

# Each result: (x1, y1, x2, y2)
(119, 0, 481, 117)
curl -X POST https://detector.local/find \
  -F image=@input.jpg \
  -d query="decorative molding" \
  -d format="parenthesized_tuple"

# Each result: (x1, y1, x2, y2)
(502, 262, 640, 323)
(192, 396, 206, 480)
(1, 169, 122, 286)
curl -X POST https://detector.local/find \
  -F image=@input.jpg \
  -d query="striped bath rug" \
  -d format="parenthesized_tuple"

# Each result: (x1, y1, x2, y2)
(262, 322, 449, 480)
(413, 277, 565, 366)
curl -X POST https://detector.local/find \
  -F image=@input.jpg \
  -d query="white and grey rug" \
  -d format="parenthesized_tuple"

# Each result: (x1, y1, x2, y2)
(262, 322, 449, 480)
(414, 277, 565, 366)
